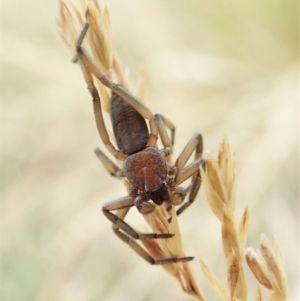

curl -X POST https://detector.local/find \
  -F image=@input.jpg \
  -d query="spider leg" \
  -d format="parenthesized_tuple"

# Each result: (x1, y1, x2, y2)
(112, 216, 194, 265)
(159, 114, 176, 146)
(171, 133, 204, 215)
(175, 133, 203, 185)
(76, 23, 160, 148)
(106, 202, 158, 263)
(176, 172, 202, 216)
(155, 114, 175, 149)
(175, 133, 203, 170)
(102, 197, 174, 240)
(77, 52, 127, 161)
(107, 206, 156, 264)
(103, 197, 193, 264)
(94, 147, 120, 177)
(175, 156, 204, 185)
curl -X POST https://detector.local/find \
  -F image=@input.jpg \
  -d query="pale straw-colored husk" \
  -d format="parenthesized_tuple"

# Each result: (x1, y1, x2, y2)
(245, 235, 288, 301)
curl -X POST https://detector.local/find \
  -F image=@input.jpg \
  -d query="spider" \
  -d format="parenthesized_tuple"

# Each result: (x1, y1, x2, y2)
(76, 22, 204, 265)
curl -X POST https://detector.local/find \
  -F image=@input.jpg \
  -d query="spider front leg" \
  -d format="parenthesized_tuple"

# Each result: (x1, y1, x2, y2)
(78, 57, 128, 161)
(103, 196, 174, 241)
(76, 23, 161, 148)
(112, 224, 194, 265)
(102, 196, 194, 265)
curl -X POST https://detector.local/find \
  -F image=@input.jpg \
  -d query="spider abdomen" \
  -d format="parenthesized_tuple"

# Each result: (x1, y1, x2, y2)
(111, 92, 149, 154)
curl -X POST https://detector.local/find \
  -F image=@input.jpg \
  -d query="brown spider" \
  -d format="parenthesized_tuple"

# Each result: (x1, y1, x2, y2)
(76, 22, 204, 265)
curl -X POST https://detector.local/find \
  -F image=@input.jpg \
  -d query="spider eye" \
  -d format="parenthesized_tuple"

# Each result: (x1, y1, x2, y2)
(147, 182, 169, 205)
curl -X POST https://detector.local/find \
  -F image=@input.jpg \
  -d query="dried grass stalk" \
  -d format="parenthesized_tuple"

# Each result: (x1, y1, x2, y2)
(200, 137, 248, 300)
(57, 0, 205, 299)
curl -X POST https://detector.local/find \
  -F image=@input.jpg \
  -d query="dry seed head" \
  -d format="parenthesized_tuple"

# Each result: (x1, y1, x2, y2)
(260, 235, 288, 301)
(200, 138, 249, 301)
(260, 235, 285, 291)
(57, 0, 84, 51)
(86, 0, 113, 71)
(57, 0, 116, 111)
(58, 0, 112, 70)
(245, 235, 288, 300)
(218, 136, 236, 211)
(200, 137, 236, 222)
(245, 247, 273, 290)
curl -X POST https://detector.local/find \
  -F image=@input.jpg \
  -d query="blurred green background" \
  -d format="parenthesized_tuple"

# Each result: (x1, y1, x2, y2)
(0, 0, 298, 300)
